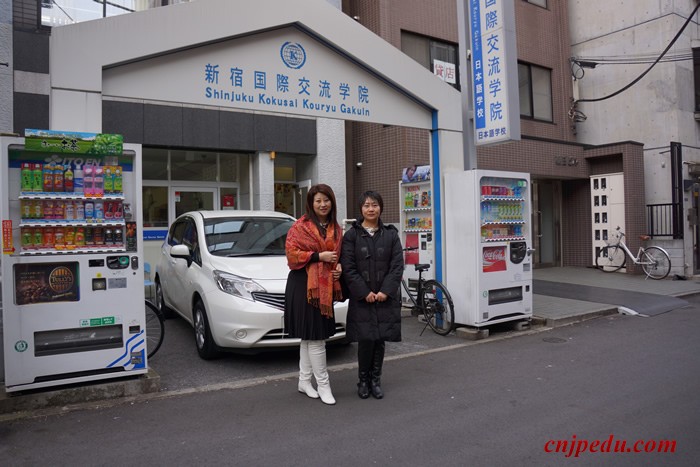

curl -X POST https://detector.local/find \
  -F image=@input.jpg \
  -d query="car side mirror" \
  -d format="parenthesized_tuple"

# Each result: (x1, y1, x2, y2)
(170, 244, 193, 267)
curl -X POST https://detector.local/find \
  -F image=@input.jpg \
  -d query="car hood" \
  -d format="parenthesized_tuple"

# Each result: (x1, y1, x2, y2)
(208, 254, 290, 281)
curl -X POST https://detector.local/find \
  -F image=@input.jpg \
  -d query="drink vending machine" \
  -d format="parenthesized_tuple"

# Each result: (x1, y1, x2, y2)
(1, 131, 147, 392)
(444, 169, 533, 327)
(399, 165, 434, 299)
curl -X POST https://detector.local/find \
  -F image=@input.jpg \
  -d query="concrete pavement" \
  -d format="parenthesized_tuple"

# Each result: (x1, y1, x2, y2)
(2, 266, 700, 416)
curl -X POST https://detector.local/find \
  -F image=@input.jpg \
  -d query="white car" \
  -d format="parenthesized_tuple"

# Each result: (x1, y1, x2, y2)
(155, 210, 348, 359)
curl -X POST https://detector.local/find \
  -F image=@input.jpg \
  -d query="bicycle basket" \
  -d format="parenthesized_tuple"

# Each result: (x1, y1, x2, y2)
(605, 231, 621, 246)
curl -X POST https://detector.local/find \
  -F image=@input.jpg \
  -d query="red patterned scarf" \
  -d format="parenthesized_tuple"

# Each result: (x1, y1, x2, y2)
(286, 215, 343, 317)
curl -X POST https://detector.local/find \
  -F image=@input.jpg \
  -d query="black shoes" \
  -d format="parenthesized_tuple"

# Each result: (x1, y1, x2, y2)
(357, 380, 370, 399)
(370, 380, 384, 399)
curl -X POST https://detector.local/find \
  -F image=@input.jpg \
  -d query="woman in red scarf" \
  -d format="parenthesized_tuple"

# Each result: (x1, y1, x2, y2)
(285, 184, 343, 405)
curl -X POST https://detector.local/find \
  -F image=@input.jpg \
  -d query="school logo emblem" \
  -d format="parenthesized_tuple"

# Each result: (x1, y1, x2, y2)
(280, 42, 307, 69)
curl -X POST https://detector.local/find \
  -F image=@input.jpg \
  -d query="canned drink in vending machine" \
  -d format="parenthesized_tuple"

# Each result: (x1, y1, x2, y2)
(85, 226, 94, 245)
(114, 227, 123, 246)
(105, 228, 114, 245)
(94, 226, 104, 245)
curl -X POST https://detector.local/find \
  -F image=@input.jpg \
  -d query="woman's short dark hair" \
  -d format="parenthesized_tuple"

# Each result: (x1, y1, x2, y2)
(306, 183, 338, 225)
(358, 191, 383, 215)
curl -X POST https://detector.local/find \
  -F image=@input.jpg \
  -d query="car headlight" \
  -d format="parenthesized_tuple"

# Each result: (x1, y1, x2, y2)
(212, 270, 266, 301)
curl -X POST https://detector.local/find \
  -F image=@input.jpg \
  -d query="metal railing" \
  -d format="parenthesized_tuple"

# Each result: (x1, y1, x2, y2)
(646, 203, 683, 239)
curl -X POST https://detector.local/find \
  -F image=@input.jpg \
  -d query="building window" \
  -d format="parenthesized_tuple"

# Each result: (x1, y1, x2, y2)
(401, 31, 460, 90)
(518, 62, 553, 122)
(524, 0, 547, 8)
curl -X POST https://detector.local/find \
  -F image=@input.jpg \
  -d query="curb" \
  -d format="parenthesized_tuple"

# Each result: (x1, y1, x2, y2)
(0, 369, 160, 417)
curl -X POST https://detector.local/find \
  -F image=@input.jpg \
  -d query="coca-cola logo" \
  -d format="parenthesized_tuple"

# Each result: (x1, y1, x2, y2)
(483, 248, 506, 262)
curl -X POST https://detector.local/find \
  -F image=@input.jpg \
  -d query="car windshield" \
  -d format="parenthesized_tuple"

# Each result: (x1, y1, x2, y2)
(204, 216, 294, 257)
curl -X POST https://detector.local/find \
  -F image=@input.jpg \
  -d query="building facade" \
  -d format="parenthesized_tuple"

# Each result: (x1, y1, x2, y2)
(569, 0, 700, 276)
(2, 0, 658, 275)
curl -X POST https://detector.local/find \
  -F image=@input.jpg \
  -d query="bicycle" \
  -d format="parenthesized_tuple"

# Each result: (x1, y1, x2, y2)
(145, 300, 165, 359)
(400, 247, 455, 336)
(595, 226, 671, 280)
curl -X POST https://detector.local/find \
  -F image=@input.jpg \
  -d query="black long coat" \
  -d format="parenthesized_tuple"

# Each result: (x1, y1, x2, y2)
(340, 221, 404, 342)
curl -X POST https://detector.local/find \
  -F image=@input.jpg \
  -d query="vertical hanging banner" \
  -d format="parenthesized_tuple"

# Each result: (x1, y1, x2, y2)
(468, 0, 520, 146)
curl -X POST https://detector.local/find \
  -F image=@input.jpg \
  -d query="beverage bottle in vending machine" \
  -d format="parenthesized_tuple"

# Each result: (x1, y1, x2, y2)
(20, 200, 31, 219)
(114, 167, 123, 193)
(75, 201, 85, 220)
(43, 163, 54, 192)
(43, 227, 54, 248)
(32, 199, 43, 219)
(84, 201, 94, 220)
(94, 200, 104, 220)
(43, 199, 54, 220)
(94, 166, 104, 196)
(21, 228, 32, 249)
(21, 163, 32, 192)
(114, 201, 123, 219)
(84, 164, 94, 196)
(53, 164, 64, 192)
(32, 163, 43, 192)
(33, 228, 43, 248)
(73, 164, 84, 194)
(75, 227, 85, 247)
(54, 227, 65, 248)
(103, 167, 113, 194)
(64, 164, 74, 192)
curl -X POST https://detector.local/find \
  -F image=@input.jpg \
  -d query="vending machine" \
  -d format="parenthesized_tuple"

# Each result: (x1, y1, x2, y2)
(1, 131, 147, 392)
(399, 165, 434, 298)
(444, 169, 533, 327)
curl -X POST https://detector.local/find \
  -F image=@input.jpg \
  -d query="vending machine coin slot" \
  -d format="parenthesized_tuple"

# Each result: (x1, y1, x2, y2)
(92, 277, 107, 291)
(131, 255, 139, 270)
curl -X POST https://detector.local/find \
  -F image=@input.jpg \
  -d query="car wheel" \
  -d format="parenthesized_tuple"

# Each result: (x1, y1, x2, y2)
(193, 300, 219, 360)
(155, 278, 175, 319)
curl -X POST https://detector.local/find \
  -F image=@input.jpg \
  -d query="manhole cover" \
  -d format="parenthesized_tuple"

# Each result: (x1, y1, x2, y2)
(542, 337, 567, 344)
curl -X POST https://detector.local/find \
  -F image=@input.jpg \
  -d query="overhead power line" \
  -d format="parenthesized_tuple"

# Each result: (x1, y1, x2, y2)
(574, 2, 700, 104)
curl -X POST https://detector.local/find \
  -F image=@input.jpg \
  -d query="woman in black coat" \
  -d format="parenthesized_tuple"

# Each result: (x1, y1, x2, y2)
(341, 191, 404, 399)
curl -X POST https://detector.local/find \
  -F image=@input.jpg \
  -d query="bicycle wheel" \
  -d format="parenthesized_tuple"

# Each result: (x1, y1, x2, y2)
(419, 280, 455, 336)
(596, 245, 626, 272)
(145, 300, 165, 359)
(640, 246, 671, 280)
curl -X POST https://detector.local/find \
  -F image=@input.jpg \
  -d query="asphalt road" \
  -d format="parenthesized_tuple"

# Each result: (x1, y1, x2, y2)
(1, 299, 699, 466)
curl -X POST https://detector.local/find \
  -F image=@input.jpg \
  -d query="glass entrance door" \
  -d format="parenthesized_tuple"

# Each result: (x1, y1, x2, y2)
(170, 187, 217, 219)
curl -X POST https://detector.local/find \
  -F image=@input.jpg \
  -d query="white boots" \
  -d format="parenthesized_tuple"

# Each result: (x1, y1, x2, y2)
(298, 341, 319, 399)
(298, 340, 335, 405)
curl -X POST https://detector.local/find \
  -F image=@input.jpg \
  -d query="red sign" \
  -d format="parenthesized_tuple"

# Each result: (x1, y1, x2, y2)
(2, 220, 14, 254)
(482, 246, 506, 273)
(222, 194, 235, 209)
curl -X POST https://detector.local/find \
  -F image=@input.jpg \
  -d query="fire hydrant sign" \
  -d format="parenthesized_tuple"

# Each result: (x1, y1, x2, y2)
(2, 219, 14, 254)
